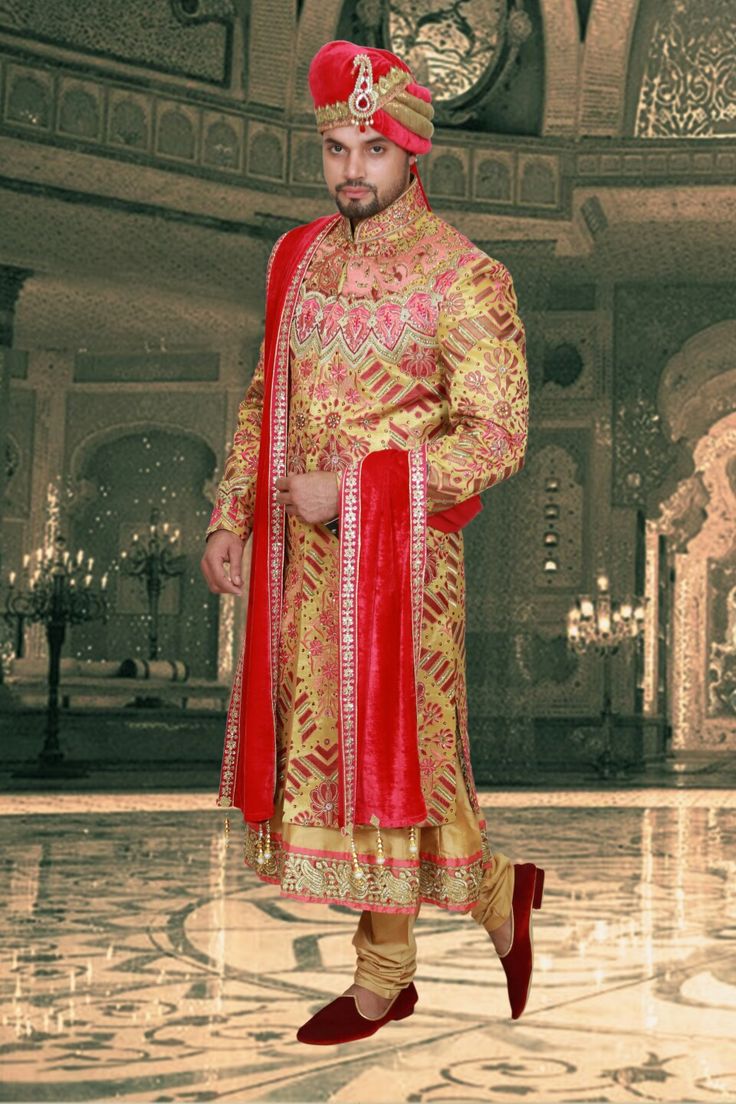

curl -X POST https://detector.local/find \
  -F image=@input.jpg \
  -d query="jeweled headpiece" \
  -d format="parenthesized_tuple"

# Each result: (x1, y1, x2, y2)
(308, 40, 434, 155)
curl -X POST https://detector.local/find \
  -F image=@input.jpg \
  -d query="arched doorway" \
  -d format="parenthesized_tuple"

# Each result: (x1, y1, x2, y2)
(648, 323, 736, 749)
(67, 426, 221, 680)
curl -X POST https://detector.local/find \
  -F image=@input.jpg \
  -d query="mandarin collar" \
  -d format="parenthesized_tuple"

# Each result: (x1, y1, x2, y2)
(340, 175, 429, 245)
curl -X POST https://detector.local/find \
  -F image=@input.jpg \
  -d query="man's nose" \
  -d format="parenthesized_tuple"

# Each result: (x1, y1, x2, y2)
(344, 149, 365, 179)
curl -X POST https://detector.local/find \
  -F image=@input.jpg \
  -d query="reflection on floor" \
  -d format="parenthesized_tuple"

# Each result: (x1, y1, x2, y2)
(1, 794, 735, 1103)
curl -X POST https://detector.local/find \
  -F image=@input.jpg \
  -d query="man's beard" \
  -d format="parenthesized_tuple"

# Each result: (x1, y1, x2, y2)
(334, 169, 410, 221)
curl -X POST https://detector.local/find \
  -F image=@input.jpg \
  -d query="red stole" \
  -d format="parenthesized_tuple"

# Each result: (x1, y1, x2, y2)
(217, 178, 482, 829)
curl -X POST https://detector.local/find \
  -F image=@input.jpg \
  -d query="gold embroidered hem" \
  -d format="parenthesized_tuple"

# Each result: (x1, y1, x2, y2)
(241, 751, 495, 914)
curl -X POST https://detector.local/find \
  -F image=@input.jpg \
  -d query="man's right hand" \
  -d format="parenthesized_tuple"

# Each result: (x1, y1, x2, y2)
(200, 529, 246, 598)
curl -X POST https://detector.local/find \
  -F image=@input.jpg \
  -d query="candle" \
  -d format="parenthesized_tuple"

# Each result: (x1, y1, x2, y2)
(101, 573, 108, 590)
(8, 571, 16, 587)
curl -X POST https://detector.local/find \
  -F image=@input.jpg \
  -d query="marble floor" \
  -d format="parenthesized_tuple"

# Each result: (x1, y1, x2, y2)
(1, 793, 735, 1103)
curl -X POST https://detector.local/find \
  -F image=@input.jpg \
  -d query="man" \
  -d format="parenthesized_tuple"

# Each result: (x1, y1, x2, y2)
(200, 40, 544, 1046)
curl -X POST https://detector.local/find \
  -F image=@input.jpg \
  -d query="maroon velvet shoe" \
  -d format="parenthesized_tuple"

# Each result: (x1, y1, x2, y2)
(497, 862, 545, 1020)
(296, 982, 418, 1045)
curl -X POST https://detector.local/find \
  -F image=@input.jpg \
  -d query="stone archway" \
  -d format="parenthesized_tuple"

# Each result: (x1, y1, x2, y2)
(648, 323, 736, 749)
(66, 425, 225, 681)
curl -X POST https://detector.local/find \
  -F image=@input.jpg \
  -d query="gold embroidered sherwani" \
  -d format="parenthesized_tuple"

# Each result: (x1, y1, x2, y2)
(207, 177, 528, 914)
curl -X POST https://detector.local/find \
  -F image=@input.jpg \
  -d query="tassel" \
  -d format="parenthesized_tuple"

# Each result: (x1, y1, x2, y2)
(408, 826, 418, 856)
(375, 825, 385, 866)
(256, 823, 264, 865)
(370, 815, 385, 866)
(224, 815, 230, 847)
(349, 829, 365, 880)
(263, 822, 272, 863)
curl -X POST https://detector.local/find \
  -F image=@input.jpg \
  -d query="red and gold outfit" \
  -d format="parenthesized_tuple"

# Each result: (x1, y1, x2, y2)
(206, 174, 528, 917)
(205, 46, 530, 1006)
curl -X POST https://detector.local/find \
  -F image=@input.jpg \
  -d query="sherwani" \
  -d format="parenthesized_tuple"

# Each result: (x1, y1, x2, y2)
(206, 176, 528, 916)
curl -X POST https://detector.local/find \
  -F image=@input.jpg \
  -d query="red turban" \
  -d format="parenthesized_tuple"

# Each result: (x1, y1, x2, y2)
(308, 40, 434, 155)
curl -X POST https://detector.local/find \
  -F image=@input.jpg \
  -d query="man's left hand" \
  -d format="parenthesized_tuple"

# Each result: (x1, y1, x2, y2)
(275, 471, 339, 524)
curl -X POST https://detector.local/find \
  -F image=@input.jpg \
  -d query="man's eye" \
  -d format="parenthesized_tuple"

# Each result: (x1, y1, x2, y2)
(371, 146, 385, 153)
(330, 144, 343, 153)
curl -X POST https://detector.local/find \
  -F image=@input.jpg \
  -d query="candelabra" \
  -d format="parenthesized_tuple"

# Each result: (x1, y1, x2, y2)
(567, 566, 646, 780)
(6, 533, 109, 776)
(3, 595, 26, 659)
(120, 508, 185, 661)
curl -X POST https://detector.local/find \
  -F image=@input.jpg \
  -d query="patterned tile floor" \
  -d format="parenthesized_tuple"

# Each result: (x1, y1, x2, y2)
(1, 793, 735, 1103)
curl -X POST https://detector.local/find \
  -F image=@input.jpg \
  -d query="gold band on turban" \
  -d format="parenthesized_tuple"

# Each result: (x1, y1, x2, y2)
(382, 89, 434, 140)
(314, 64, 434, 140)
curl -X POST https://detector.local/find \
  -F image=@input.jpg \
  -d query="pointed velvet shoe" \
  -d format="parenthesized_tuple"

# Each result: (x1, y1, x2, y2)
(296, 982, 418, 1045)
(497, 862, 545, 1020)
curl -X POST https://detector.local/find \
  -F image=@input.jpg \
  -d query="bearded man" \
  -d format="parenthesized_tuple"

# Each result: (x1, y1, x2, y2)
(200, 39, 544, 1046)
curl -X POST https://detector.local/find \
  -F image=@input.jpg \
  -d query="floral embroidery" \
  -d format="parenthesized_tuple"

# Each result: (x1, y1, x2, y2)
(309, 780, 339, 822)
(399, 344, 436, 378)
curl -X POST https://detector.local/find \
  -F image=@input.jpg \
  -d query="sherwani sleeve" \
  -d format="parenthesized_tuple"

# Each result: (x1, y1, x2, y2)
(425, 256, 528, 514)
(205, 234, 288, 543)
(205, 338, 266, 542)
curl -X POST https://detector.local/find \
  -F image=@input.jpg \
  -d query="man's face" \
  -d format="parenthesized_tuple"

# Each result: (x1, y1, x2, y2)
(322, 125, 415, 222)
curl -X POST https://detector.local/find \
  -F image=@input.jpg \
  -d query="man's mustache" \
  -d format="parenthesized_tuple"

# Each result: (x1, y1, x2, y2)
(337, 182, 376, 192)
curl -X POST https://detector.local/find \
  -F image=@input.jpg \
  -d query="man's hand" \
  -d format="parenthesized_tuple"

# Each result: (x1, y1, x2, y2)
(275, 471, 339, 524)
(200, 530, 246, 598)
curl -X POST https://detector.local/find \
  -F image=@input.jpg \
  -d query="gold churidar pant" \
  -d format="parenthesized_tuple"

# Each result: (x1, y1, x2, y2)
(353, 854, 514, 998)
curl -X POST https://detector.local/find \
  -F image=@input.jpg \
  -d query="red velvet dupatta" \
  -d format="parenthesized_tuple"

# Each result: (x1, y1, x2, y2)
(216, 174, 482, 830)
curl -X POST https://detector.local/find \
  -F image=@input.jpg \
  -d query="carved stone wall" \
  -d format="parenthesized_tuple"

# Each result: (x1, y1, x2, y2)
(613, 286, 736, 514)
(0, 0, 234, 85)
(631, 0, 736, 138)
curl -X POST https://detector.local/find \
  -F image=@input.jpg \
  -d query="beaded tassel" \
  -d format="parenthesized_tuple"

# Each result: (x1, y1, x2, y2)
(368, 816, 386, 865)
(408, 826, 418, 856)
(350, 830, 365, 880)
(256, 823, 264, 865)
(263, 822, 272, 862)
(223, 815, 230, 847)
(375, 825, 385, 865)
